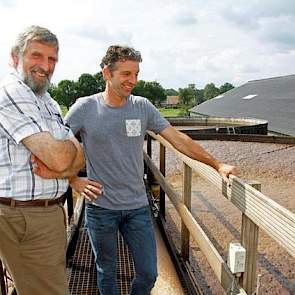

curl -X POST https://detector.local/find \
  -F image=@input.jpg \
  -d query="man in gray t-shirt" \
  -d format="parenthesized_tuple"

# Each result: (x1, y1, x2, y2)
(34, 45, 237, 295)
(65, 93, 169, 210)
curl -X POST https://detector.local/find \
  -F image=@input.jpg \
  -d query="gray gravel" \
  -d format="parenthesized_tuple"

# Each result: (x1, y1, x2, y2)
(146, 139, 295, 294)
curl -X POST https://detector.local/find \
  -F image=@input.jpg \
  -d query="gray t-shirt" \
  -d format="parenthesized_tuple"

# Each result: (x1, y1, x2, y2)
(65, 93, 170, 210)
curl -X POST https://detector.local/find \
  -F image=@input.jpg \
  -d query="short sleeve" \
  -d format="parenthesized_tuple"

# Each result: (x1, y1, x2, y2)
(64, 97, 85, 135)
(0, 82, 49, 144)
(145, 99, 170, 134)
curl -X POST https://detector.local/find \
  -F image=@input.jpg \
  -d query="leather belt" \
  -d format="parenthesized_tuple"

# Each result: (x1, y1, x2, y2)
(0, 195, 66, 207)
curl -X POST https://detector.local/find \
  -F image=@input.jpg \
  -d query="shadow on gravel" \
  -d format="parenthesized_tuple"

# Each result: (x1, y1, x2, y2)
(191, 190, 295, 293)
(165, 211, 214, 295)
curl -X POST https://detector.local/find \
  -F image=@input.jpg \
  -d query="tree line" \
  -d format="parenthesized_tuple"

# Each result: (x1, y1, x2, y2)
(177, 82, 234, 106)
(49, 72, 105, 109)
(49, 72, 234, 109)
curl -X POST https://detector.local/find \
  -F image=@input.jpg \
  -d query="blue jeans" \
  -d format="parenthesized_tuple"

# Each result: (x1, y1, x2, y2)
(85, 204, 157, 295)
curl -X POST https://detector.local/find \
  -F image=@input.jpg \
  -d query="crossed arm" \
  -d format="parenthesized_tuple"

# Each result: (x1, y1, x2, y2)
(31, 126, 237, 201)
(27, 132, 102, 200)
(22, 131, 85, 178)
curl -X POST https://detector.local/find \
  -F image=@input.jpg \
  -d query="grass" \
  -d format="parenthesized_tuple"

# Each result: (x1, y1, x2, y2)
(60, 105, 68, 117)
(158, 107, 188, 117)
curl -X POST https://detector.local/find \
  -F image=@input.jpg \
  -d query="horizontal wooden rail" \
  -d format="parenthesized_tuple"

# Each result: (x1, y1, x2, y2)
(144, 152, 246, 294)
(146, 131, 295, 259)
(180, 132, 295, 144)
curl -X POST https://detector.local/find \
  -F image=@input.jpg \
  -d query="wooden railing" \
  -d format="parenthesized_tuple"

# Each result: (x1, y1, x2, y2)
(144, 131, 295, 295)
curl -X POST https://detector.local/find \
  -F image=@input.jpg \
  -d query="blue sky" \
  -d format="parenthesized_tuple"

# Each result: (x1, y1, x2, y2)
(1, 0, 295, 89)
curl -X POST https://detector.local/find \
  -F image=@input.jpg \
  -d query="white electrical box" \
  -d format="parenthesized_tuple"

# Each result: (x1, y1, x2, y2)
(227, 242, 246, 274)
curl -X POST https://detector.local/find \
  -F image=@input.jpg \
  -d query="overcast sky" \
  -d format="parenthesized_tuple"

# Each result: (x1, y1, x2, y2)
(1, 0, 295, 89)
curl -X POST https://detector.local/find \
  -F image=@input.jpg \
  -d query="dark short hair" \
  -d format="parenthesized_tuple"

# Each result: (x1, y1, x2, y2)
(11, 25, 59, 57)
(100, 45, 142, 71)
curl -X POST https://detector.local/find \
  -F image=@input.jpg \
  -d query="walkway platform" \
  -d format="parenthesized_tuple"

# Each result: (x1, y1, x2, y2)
(66, 216, 184, 295)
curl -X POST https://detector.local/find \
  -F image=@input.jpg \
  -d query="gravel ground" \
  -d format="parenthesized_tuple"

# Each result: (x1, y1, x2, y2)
(148, 140, 295, 294)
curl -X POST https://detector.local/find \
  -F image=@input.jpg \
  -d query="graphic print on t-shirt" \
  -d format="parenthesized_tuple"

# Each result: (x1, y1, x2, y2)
(125, 119, 141, 137)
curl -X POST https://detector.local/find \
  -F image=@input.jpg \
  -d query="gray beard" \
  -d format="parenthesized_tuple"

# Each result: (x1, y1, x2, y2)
(17, 61, 50, 96)
(24, 73, 49, 96)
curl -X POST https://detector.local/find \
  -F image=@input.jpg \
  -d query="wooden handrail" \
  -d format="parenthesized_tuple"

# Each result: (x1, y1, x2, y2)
(146, 131, 295, 258)
(144, 152, 246, 294)
(145, 130, 295, 294)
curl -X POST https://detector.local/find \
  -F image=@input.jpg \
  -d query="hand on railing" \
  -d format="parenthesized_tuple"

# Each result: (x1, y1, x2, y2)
(217, 163, 238, 184)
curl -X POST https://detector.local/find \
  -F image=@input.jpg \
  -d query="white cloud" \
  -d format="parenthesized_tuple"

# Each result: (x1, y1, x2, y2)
(0, 0, 295, 90)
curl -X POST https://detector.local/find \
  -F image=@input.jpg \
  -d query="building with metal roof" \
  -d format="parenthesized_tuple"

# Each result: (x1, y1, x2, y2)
(189, 75, 295, 136)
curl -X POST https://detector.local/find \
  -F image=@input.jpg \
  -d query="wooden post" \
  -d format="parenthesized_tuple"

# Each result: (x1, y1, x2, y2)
(239, 181, 261, 294)
(159, 143, 166, 219)
(181, 163, 192, 261)
(147, 134, 153, 183)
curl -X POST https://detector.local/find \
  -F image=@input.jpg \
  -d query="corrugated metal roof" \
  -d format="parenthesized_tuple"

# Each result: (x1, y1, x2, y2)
(190, 75, 295, 136)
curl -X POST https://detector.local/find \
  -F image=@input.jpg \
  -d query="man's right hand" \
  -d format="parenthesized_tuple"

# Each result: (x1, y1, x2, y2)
(69, 177, 103, 201)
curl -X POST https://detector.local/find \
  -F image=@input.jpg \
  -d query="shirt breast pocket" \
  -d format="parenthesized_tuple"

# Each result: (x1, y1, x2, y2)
(125, 119, 141, 137)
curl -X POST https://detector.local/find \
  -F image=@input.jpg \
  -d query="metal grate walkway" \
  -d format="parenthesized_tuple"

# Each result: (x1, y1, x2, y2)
(67, 220, 135, 295)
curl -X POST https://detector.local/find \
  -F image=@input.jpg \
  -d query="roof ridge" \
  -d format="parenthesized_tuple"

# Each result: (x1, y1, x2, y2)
(249, 74, 295, 83)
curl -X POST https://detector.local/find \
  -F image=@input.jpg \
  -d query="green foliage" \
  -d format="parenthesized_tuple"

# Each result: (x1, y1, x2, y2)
(49, 66, 235, 112)
(132, 80, 146, 97)
(50, 71, 106, 109)
(159, 107, 188, 117)
(54, 80, 78, 109)
(60, 105, 68, 117)
(93, 71, 106, 92)
(195, 88, 205, 104)
(48, 83, 57, 98)
(165, 88, 178, 96)
(219, 82, 234, 94)
(204, 83, 220, 100)
(132, 80, 166, 105)
(178, 87, 196, 106)
(76, 73, 99, 98)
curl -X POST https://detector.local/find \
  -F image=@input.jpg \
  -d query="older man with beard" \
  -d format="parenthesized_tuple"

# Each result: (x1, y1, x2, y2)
(0, 26, 85, 295)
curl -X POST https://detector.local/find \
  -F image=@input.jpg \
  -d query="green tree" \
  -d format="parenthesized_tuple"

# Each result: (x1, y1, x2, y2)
(145, 81, 166, 105)
(188, 83, 196, 90)
(132, 80, 166, 105)
(48, 83, 57, 98)
(165, 88, 178, 96)
(195, 88, 204, 105)
(93, 71, 106, 92)
(54, 80, 78, 109)
(76, 73, 99, 98)
(132, 80, 147, 97)
(178, 87, 196, 106)
(204, 83, 220, 100)
(219, 82, 234, 94)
